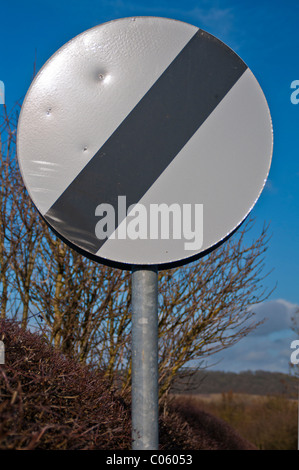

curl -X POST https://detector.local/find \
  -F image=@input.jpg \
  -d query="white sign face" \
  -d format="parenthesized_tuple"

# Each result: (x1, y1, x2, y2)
(17, 17, 273, 269)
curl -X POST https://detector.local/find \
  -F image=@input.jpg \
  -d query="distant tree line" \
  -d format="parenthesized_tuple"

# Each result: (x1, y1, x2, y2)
(171, 370, 297, 397)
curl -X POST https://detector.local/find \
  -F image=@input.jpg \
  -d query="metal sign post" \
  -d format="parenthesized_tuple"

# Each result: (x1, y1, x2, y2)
(131, 267, 159, 450)
(17, 17, 273, 451)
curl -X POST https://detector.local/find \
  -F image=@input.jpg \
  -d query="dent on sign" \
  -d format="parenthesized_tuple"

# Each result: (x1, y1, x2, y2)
(16, 17, 273, 270)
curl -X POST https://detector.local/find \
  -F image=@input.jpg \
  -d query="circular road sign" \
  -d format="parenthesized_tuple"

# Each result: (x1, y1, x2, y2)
(17, 17, 273, 270)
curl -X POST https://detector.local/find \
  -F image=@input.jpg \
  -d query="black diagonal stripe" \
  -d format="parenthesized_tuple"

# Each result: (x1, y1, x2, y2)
(45, 29, 247, 255)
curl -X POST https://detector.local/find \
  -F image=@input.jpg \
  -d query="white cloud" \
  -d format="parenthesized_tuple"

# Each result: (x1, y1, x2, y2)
(264, 179, 277, 193)
(206, 298, 299, 373)
(187, 6, 234, 36)
(248, 298, 297, 336)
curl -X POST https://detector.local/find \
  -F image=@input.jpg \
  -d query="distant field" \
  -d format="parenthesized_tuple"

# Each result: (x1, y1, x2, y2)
(171, 392, 298, 450)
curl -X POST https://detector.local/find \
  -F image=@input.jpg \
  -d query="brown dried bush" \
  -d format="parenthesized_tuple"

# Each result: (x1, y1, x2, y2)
(0, 320, 256, 450)
(0, 319, 133, 449)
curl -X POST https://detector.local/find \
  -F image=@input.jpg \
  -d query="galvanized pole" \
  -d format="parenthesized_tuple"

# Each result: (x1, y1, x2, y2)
(131, 266, 159, 450)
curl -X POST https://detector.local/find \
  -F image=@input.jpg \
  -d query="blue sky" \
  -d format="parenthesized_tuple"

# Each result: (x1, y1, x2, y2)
(1, 0, 298, 372)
